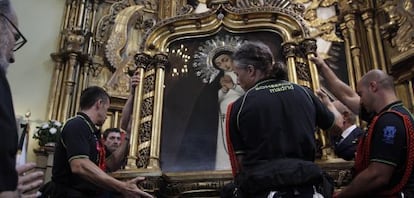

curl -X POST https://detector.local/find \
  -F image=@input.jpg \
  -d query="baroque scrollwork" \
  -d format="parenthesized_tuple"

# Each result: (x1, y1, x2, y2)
(177, 4, 195, 16)
(235, 0, 304, 12)
(294, 0, 343, 43)
(105, 5, 145, 70)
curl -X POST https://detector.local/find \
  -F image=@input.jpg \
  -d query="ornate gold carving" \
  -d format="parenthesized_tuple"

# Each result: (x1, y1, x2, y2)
(282, 42, 299, 83)
(380, 0, 414, 52)
(233, 0, 303, 11)
(135, 53, 152, 69)
(298, 0, 343, 43)
(301, 37, 317, 55)
(64, 31, 86, 52)
(136, 68, 156, 168)
(143, 0, 309, 53)
(177, 4, 194, 16)
(296, 61, 311, 81)
(282, 42, 297, 57)
(105, 5, 145, 69)
(153, 53, 169, 69)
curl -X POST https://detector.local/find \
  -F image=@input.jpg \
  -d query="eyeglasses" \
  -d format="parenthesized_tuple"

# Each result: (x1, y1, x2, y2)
(0, 13, 27, 52)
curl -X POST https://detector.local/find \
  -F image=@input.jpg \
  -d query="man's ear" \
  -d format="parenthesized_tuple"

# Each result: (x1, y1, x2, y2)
(247, 65, 255, 77)
(369, 81, 378, 92)
(95, 99, 103, 109)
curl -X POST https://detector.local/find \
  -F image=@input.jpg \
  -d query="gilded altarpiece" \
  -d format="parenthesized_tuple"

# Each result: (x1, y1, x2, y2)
(47, 0, 414, 196)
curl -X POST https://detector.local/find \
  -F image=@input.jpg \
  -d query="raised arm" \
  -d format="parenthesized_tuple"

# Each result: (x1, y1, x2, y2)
(112, 71, 140, 171)
(316, 89, 343, 136)
(310, 56, 360, 114)
(120, 71, 140, 132)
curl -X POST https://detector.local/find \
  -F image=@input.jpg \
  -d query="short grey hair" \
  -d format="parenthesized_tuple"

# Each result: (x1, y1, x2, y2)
(0, 0, 12, 21)
(0, 0, 12, 72)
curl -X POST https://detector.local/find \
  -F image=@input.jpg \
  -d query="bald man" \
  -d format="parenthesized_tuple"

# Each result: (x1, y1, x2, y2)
(311, 56, 414, 197)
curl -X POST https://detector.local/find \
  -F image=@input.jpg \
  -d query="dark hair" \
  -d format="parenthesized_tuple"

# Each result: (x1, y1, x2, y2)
(269, 61, 288, 80)
(232, 41, 274, 74)
(79, 86, 110, 110)
(103, 128, 121, 139)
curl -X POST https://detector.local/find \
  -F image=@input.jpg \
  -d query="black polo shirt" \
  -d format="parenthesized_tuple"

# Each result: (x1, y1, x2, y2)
(52, 112, 101, 194)
(0, 69, 18, 191)
(369, 101, 414, 194)
(228, 79, 335, 168)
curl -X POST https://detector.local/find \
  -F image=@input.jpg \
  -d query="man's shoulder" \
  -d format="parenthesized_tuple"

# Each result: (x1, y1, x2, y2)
(62, 115, 89, 132)
(377, 110, 407, 122)
(64, 115, 84, 126)
(352, 127, 364, 135)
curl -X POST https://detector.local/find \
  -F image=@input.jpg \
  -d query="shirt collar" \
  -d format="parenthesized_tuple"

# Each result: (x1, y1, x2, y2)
(76, 112, 99, 133)
(341, 124, 357, 139)
(377, 101, 403, 114)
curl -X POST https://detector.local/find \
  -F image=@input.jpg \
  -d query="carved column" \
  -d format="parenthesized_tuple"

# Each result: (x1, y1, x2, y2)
(338, 0, 366, 82)
(86, 0, 99, 55)
(340, 23, 357, 91)
(59, 52, 78, 122)
(282, 42, 298, 84)
(344, 14, 364, 81)
(135, 61, 154, 168)
(74, 56, 90, 112)
(127, 53, 150, 169)
(48, 54, 65, 120)
(301, 38, 335, 159)
(301, 38, 319, 90)
(147, 53, 168, 170)
(362, 9, 387, 71)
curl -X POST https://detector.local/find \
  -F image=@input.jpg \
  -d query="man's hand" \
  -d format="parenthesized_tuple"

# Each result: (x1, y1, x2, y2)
(16, 162, 44, 198)
(316, 89, 331, 106)
(309, 56, 328, 69)
(121, 177, 153, 198)
(130, 70, 141, 95)
(316, 89, 344, 135)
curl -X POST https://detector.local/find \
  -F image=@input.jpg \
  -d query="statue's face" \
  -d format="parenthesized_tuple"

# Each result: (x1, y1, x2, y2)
(214, 54, 233, 71)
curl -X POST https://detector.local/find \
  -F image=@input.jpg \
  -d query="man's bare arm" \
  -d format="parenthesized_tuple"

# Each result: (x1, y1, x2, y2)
(316, 90, 344, 136)
(336, 162, 394, 198)
(310, 56, 360, 114)
(120, 71, 140, 132)
(70, 158, 152, 197)
(120, 94, 134, 132)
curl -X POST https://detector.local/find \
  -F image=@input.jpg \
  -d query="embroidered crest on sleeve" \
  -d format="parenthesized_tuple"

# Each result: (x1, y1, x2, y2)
(382, 126, 397, 144)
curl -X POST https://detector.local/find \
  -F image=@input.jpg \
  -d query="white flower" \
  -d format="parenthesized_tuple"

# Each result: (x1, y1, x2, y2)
(49, 128, 57, 134)
(41, 124, 49, 129)
(54, 121, 62, 127)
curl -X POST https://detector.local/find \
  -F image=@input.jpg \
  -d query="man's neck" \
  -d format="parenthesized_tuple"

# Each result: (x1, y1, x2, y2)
(375, 92, 399, 113)
(81, 110, 97, 125)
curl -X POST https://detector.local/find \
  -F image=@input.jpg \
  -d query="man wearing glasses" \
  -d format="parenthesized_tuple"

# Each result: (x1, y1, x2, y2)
(0, 0, 42, 198)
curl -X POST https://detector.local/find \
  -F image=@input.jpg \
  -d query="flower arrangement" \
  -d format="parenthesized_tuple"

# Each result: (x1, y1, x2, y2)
(33, 120, 63, 147)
